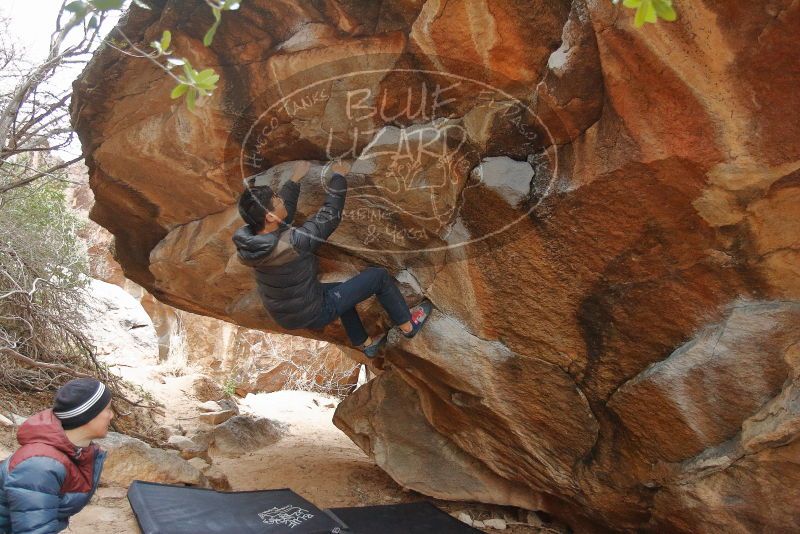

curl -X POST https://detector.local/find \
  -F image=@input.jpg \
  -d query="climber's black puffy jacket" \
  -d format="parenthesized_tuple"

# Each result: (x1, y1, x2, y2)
(232, 173, 346, 330)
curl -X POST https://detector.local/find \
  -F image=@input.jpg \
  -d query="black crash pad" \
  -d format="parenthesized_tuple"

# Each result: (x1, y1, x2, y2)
(127, 481, 345, 534)
(329, 501, 483, 533)
(127, 480, 483, 533)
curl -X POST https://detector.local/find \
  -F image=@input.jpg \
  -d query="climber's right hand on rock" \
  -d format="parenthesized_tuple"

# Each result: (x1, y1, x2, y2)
(329, 160, 351, 176)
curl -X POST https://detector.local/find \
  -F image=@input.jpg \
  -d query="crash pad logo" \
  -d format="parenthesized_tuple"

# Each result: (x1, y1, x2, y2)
(258, 504, 314, 528)
(230, 54, 563, 258)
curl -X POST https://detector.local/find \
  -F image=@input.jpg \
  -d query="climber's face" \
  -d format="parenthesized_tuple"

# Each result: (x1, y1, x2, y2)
(83, 402, 115, 439)
(265, 193, 287, 225)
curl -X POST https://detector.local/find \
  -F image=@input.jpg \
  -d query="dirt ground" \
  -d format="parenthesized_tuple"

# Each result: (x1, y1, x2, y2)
(3, 370, 565, 534)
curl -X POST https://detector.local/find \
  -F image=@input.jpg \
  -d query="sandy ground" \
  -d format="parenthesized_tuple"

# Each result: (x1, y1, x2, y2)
(213, 391, 414, 509)
(4, 369, 558, 533)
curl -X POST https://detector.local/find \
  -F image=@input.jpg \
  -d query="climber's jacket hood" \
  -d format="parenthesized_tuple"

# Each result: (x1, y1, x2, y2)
(232, 225, 283, 266)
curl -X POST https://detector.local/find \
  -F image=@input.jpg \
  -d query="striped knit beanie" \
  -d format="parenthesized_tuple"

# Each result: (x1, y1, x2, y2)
(53, 378, 112, 430)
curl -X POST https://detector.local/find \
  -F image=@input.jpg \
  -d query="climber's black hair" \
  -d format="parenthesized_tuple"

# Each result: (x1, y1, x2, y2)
(237, 177, 275, 233)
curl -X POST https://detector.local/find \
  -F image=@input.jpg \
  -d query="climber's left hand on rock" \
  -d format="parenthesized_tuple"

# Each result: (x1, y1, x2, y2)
(290, 160, 311, 182)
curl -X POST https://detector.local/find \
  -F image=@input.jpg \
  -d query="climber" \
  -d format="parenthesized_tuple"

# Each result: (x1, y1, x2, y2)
(0, 378, 112, 533)
(232, 160, 432, 358)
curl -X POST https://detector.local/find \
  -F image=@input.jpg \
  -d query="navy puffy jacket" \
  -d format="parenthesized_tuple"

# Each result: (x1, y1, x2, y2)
(0, 410, 106, 533)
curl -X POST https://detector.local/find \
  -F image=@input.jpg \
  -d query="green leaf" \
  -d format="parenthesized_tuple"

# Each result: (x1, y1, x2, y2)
(203, 18, 221, 46)
(643, 0, 658, 23)
(131, 0, 151, 8)
(65, 0, 89, 21)
(653, 0, 677, 21)
(195, 68, 216, 82)
(622, 0, 641, 7)
(64, 1, 87, 13)
(634, 0, 650, 27)
(160, 30, 171, 52)
(197, 80, 218, 92)
(203, 24, 219, 46)
(204, 74, 220, 86)
(186, 88, 197, 111)
(195, 70, 220, 91)
(182, 62, 197, 81)
(166, 57, 185, 67)
(89, 0, 125, 10)
(222, 0, 241, 9)
(170, 83, 189, 99)
(660, 5, 677, 21)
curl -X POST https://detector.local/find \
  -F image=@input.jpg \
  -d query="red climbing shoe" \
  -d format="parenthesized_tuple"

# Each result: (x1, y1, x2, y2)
(401, 299, 433, 339)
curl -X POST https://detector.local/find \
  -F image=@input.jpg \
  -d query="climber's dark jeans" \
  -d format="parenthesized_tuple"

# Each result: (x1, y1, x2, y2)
(307, 267, 412, 346)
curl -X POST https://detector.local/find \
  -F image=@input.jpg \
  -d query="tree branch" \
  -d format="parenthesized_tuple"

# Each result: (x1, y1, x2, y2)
(1, 346, 96, 379)
(0, 154, 83, 194)
(0, 10, 84, 150)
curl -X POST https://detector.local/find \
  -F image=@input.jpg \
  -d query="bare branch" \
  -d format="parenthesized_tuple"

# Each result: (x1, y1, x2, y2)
(1, 347, 96, 379)
(111, 29, 185, 85)
(13, 92, 71, 141)
(0, 7, 85, 151)
(0, 154, 83, 194)
(0, 277, 47, 300)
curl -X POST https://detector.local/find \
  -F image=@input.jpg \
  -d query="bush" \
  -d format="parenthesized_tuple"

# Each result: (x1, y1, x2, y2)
(0, 160, 162, 443)
(0, 159, 96, 393)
